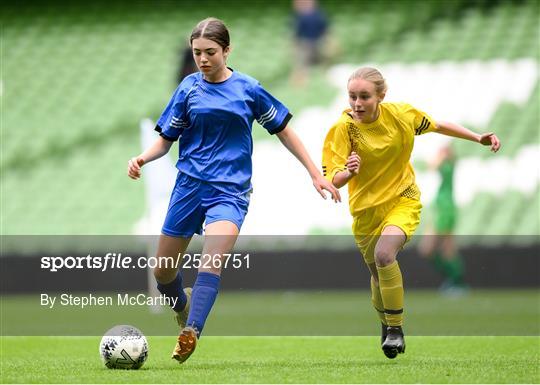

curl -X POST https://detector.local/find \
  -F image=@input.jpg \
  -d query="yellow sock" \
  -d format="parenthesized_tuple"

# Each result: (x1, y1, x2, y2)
(370, 276, 387, 325)
(377, 261, 404, 327)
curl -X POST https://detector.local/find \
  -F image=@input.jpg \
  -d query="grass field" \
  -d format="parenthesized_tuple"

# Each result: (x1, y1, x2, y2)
(1, 290, 539, 383)
(2, 290, 539, 336)
(1, 336, 539, 383)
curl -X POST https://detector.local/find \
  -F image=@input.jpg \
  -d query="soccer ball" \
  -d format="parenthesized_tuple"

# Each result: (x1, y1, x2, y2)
(99, 325, 149, 369)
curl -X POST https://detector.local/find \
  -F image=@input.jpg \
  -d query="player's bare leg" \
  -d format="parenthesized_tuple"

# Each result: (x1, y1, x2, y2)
(173, 220, 239, 363)
(153, 235, 194, 340)
(375, 225, 407, 359)
(154, 234, 192, 287)
(417, 225, 437, 258)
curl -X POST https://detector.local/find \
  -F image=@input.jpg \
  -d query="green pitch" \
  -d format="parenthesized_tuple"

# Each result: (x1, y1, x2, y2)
(2, 290, 539, 336)
(1, 336, 538, 383)
(1, 290, 539, 383)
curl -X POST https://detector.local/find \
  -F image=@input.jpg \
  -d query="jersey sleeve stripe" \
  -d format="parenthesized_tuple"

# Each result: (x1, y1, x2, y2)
(259, 105, 276, 121)
(417, 117, 427, 132)
(415, 117, 430, 135)
(258, 108, 278, 126)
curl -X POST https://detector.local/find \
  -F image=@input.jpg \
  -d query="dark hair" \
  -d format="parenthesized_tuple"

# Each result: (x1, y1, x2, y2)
(190, 17, 230, 50)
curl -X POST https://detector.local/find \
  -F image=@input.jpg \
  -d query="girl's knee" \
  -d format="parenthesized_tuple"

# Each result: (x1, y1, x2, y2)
(374, 247, 396, 267)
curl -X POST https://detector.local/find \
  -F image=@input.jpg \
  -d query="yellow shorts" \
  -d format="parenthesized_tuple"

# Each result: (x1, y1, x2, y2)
(352, 196, 422, 264)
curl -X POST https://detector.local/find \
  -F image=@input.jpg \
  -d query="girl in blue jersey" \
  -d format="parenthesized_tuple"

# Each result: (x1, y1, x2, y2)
(127, 17, 340, 364)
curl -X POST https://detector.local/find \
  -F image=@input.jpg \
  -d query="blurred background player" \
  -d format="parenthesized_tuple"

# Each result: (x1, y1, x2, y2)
(418, 142, 466, 295)
(322, 67, 500, 359)
(128, 17, 339, 365)
(289, 0, 329, 87)
(176, 40, 198, 85)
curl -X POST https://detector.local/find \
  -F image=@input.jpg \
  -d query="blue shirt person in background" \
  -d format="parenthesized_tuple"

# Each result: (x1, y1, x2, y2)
(290, 0, 329, 87)
(127, 17, 340, 364)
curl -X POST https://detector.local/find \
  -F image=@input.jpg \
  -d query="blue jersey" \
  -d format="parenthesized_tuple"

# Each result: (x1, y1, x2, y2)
(155, 69, 291, 195)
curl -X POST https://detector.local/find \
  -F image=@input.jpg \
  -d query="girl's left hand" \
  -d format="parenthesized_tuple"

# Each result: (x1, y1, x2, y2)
(479, 132, 501, 152)
(313, 175, 341, 203)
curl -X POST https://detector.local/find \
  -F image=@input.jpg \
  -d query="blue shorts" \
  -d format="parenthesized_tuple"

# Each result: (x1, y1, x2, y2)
(162, 172, 250, 238)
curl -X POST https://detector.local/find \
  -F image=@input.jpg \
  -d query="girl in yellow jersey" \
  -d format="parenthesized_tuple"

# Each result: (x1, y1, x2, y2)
(322, 67, 500, 359)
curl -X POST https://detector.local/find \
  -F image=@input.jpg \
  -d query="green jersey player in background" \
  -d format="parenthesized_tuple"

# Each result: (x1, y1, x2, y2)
(418, 143, 467, 295)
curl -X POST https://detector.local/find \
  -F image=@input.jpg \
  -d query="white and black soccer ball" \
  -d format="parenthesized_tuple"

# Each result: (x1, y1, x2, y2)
(99, 325, 149, 369)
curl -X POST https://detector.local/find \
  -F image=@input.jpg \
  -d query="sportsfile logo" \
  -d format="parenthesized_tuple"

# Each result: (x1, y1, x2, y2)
(40, 253, 250, 272)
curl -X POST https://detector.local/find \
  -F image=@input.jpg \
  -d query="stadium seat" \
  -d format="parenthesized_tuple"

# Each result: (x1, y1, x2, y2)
(2, 0, 538, 240)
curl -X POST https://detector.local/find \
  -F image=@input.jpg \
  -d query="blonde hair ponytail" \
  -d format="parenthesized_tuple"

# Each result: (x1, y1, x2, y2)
(348, 67, 387, 95)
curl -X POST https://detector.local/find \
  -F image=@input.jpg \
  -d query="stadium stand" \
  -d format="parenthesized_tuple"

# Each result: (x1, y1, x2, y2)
(1, 0, 538, 241)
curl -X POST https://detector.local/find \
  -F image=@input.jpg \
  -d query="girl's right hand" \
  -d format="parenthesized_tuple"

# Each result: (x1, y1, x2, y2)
(127, 157, 145, 179)
(346, 152, 361, 176)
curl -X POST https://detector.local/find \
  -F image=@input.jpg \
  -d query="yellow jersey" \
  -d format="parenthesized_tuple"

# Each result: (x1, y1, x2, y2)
(322, 102, 436, 216)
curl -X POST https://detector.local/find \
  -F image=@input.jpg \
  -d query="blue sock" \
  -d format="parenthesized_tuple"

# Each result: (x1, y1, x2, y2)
(156, 272, 187, 312)
(187, 272, 221, 337)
